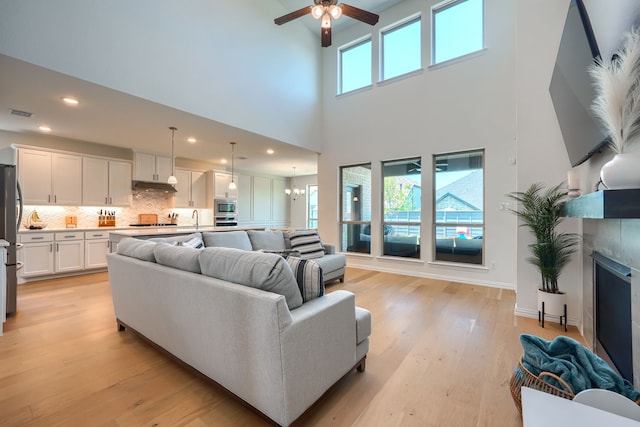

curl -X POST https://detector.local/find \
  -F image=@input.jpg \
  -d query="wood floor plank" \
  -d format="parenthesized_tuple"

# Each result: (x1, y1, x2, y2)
(0, 269, 583, 426)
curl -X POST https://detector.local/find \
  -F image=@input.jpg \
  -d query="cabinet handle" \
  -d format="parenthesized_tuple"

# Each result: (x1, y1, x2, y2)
(48, 195, 51, 203)
(31, 237, 44, 240)
(93, 234, 103, 237)
(56, 243, 59, 252)
(105, 197, 108, 204)
(49, 243, 53, 252)
(109, 197, 112, 204)
(64, 235, 76, 238)
(54, 195, 57, 203)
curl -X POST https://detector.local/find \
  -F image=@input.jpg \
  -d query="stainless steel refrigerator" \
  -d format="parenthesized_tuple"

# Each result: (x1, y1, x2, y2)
(0, 164, 23, 314)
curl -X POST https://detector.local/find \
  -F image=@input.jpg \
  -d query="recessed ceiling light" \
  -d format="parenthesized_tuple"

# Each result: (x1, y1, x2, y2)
(221, 159, 228, 164)
(62, 97, 79, 105)
(187, 137, 197, 143)
(39, 125, 52, 132)
(267, 149, 274, 155)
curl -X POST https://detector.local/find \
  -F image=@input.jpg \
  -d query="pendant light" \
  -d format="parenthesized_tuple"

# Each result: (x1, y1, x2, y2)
(167, 126, 178, 185)
(284, 166, 305, 201)
(228, 142, 237, 191)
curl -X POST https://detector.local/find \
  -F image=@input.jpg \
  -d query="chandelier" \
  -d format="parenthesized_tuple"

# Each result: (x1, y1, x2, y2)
(167, 127, 178, 185)
(284, 167, 305, 201)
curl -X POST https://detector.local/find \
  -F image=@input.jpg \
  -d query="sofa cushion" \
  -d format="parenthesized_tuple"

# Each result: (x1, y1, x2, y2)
(286, 229, 325, 259)
(313, 253, 345, 274)
(117, 238, 157, 262)
(153, 243, 201, 274)
(202, 231, 252, 251)
(247, 230, 286, 251)
(199, 247, 303, 309)
(286, 257, 324, 303)
(149, 232, 204, 249)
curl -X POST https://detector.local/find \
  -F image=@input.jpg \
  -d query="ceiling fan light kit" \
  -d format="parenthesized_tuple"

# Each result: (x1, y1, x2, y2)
(275, 1, 379, 47)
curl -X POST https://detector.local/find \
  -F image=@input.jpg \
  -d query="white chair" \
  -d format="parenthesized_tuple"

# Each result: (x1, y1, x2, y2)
(573, 388, 640, 421)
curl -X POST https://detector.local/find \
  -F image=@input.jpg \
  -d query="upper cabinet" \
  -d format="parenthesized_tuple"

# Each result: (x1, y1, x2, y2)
(18, 148, 82, 205)
(173, 168, 208, 208)
(134, 152, 173, 182)
(82, 157, 132, 206)
(214, 172, 238, 199)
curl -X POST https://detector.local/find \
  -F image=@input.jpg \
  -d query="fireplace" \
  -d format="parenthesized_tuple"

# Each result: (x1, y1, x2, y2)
(593, 252, 633, 383)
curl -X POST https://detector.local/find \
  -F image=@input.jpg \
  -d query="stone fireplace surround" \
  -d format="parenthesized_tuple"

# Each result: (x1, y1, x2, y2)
(582, 218, 640, 390)
(563, 189, 640, 390)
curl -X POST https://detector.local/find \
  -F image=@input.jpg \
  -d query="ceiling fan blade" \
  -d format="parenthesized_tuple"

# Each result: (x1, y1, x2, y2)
(274, 6, 312, 25)
(339, 3, 379, 26)
(322, 26, 332, 47)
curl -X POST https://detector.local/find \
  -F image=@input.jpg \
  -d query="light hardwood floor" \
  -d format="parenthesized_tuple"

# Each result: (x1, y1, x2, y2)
(0, 268, 582, 426)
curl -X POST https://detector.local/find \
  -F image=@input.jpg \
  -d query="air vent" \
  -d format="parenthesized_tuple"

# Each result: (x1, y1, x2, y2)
(9, 108, 33, 118)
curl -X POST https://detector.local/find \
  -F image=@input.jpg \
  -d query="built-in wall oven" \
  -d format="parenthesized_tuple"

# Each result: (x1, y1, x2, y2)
(214, 198, 238, 227)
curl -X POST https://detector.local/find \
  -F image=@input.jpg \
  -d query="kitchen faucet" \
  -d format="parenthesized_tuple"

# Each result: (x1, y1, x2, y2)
(192, 209, 199, 230)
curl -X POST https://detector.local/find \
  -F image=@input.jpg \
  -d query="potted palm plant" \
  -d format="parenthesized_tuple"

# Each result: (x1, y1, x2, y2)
(508, 183, 581, 321)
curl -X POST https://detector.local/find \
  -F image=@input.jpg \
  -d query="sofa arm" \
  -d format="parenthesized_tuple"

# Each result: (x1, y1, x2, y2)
(323, 243, 336, 254)
(279, 290, 360, 423)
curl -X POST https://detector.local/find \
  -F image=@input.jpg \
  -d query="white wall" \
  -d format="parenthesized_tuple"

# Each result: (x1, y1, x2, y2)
(318, 0, 519, 289)
(0, 0, 323, 152)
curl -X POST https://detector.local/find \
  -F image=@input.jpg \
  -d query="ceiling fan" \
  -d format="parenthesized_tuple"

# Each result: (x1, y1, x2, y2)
(274, 1, 379, 47)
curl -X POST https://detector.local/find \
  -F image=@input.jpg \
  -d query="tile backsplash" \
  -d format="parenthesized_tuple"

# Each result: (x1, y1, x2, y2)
(22, 191, 213, 230)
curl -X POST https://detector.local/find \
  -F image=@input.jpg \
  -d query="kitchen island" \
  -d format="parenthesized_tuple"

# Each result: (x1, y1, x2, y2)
(108, 226, 265, 249)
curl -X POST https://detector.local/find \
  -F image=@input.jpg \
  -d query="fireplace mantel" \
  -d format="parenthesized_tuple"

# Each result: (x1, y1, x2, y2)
(561, 189, 640, 219)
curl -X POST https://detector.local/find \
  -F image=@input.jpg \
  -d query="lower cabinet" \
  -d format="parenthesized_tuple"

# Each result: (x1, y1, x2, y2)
(18, 233, 54, 278)
(18, 231, 88, 280)
(84, 231, 109, 269)
(54, 232, 84, 273)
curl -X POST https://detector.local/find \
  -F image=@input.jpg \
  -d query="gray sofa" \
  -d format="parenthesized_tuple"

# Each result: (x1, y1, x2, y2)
(107, 236, 370, 426)
(201, 229, 346, 283)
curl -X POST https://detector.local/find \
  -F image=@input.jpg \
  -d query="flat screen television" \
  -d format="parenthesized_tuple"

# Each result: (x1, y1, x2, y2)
(549, 0, 609, 167)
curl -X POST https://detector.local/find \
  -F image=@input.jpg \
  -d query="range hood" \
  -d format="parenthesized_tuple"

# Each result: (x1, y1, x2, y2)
(132, 180, 177, 193)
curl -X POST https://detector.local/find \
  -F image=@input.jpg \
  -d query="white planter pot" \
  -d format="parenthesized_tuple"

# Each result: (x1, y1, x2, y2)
(600, 153, 640, 189)
(537, 289, 567, 317)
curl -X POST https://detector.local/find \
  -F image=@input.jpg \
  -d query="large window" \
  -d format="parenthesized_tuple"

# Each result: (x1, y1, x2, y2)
(307, 185, 318, 229)
(340, 164, 372, 254)
(339, 38, 372, 94)
(433, 150, 484, 265)
(432, 0, 483, 65)
(382, 158, 421, 258)
(381, 16, 421, 81)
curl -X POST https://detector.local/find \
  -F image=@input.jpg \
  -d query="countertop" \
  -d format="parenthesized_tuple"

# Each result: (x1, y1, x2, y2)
(18, 225, 219, 234)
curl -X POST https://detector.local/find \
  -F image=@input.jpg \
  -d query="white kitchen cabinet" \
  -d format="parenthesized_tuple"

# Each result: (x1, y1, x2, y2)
(18, 233, 55, 278)
(83, 157, 132, 206)
(174, 169, 207, 208)
(84, 231, 109, 269)
(237, 174, 252, 223)
(18, 149, 82, 205)
(134, 152, 173, 182)
(54, 232, 84, 273)
(214, 172, 238, 199)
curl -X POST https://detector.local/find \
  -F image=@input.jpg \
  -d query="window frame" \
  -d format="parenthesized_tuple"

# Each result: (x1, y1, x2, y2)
(381, 157, 422, 259)
(432, 149, 484, 266)
(339, 163, 372, 254)
(379, 13, 422, 82)
(338, 36, 373, 95)
(431, 0, 484, 66)
(307, 184, 318, 229)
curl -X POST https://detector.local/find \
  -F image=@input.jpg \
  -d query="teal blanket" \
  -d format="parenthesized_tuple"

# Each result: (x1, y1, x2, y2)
(520, 334, 640, 402)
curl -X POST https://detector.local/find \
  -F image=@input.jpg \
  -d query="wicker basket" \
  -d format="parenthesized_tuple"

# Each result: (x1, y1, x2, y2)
(509, 360, 575, 415)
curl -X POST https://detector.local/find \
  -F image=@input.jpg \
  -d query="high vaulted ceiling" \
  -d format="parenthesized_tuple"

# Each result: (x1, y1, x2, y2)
(0, 1, 406, 177)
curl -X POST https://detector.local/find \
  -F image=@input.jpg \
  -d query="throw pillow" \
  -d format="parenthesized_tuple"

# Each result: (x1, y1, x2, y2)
(153, 243, 201, 274)
(149, 232, 204, 249)
(247, 230, 286, 251)
(287, 229, 325, 259)
(117, 238, 157, 262)
(286, 257, 324, 303)
(199, 247, 303, 309)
